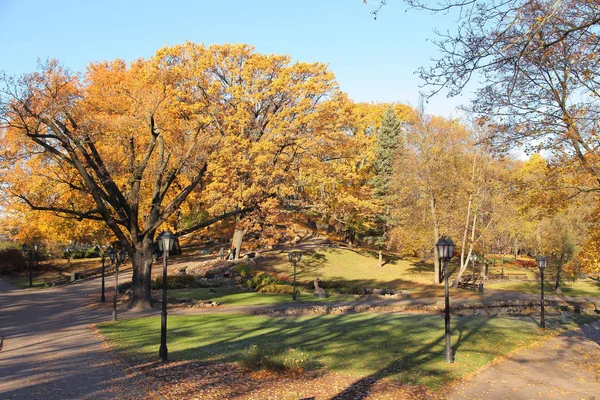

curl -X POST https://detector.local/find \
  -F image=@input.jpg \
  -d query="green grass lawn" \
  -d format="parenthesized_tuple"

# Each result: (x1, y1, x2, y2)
(255, 248, 444, 295)
(99, 313, 555, 389)
(486, 278, 600, 297)
(169, 288, 358, 306)
(1, 275, 48, 289)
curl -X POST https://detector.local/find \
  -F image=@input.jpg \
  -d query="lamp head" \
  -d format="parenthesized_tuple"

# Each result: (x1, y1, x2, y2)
(108, 246, 116, 262)
(157, 230, 176, 253)
(435, 236, 455, 260)
(536, 255, 547, 270)
(288, 251, 302, 263)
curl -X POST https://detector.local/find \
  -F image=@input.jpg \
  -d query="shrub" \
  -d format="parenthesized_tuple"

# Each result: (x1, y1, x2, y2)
(235, 263, 253, 277)
(514, 260, 537, 268)
(282, 349, 310, 374)
(247, 272, 289, 289)
(117, 281, 133, 293)
(334, 286, 364, 295)
(0, 248, 27, 275)
(258, 284, 294, 294)
(153, 274, 198, 289)
(239, 344, 309, 374)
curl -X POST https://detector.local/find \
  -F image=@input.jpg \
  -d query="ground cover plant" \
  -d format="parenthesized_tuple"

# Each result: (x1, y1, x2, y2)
(99, 313, 555, 396)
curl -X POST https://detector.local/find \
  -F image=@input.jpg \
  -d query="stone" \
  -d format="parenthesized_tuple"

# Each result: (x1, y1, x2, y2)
(313, 278, 327, 298)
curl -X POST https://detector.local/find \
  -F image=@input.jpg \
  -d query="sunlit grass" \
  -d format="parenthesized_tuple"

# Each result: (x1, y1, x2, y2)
(99, 313, 555, 389)
(255, 248, 442, 292)
(486, 278, 600, 297)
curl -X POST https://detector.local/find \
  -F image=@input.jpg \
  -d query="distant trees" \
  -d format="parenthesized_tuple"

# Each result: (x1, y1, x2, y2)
(366, 0, 600, 274)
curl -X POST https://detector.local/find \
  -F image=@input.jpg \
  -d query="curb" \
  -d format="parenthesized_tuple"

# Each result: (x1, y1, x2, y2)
(92, 325, 166, 400)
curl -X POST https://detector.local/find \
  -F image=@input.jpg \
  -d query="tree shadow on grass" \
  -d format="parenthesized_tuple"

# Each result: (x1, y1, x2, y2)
(104, 313, 546, 399)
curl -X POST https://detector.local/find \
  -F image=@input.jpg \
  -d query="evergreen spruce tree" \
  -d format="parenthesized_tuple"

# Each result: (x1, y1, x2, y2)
(368, 107, 405, 266)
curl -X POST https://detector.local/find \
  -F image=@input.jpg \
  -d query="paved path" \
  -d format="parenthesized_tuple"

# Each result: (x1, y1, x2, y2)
(0, 276, 152, 400)
(448, 320, 600, 400)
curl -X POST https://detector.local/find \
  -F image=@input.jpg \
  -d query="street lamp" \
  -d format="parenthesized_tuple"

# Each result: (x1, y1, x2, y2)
(108, 247, 117, 321)
(21, 244, 32, 287)
(436, 236, 455, 363)
(288, 251, 303, 301)
(536, 255, 547, 329)
(469, 254, 478, 292)
(95, 246, 106, 303)
(34, 244, 39, 275)
(119, 249, 127, 265)
(158, 230, 176, 362)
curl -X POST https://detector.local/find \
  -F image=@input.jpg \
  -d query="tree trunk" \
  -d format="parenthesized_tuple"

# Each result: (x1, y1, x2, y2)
(480, 250, 486, 279)
(379, 250, 383, 268)
(232, 227, 249, 261)
(555, 253, 563, 292)
(430, 193, 441, 285)
(130, 237, 155, 310)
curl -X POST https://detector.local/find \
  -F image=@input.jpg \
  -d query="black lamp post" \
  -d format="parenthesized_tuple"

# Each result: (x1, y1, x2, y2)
(21, 244, 32, 287)
(95, 246, 106, 303)
(108, 247, 117, 321)
(158, 230, 176, 362)
(288, 251, 303, 301)
(470, 254, 478, 292)
(34, 244, 39, 275)
(436, 236, 455, 363)
(536, 255, 547, 328)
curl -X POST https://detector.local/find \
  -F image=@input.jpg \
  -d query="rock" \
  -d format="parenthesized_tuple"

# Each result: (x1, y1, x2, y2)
(313, 278, 327, 298)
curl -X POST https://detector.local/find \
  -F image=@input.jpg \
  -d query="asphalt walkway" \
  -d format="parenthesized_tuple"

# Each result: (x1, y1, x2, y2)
(448, 319, 600, 399)
(0, 276, 152, 400)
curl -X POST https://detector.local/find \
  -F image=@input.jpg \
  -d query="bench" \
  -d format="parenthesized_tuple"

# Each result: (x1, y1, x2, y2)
(486, 273, 505, 280)
(458, 280, 484, 292)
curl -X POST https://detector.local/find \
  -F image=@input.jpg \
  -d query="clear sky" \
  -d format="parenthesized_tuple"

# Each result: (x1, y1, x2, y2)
(0, 0, 471, 117)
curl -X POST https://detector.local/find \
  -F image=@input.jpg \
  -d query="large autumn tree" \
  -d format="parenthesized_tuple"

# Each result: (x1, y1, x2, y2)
(0, 43, 341, 308)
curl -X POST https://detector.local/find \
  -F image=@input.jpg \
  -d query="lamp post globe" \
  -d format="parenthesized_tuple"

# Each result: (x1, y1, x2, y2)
(95, 245, 106, 303)
(158, 230, 176, 362)
(22, 244, 33, 287)
(536, 255, 547, 328)
(469, 254, 478, 292)
(107, 246, 118, 321)
(108, 247, 116, 265)
(435, 236, 455, 364)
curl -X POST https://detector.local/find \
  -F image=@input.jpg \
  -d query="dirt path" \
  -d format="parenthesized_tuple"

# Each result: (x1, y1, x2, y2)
(447, 320, 600, 400)
(0, 276, 152, 400)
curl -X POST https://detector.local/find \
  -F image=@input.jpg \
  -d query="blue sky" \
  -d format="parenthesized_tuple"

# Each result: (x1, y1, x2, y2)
(0, 0, 470, 116)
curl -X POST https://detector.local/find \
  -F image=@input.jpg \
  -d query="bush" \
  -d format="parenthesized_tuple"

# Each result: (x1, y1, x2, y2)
(117, 281, 133, 293)
(239, 344, 309, 374)
(0, 248, 27, 275)
(235, 263, 253, 277)
(258, 284, 294, 294)
(333, 285, 364, 295)
(153, 274, 197, 289)
(514, 259, 537, 268)
(247, 272, 289, 289)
